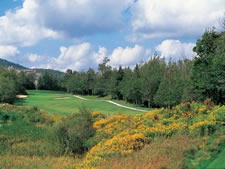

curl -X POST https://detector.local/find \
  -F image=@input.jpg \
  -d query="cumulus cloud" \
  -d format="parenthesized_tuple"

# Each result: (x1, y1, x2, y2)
(0, 0, 60, 46)
(130, 0, 225, 41)
(156, 40, 196, 61)
(26, 53, 42, 63)
(0, 0, 133, 47)
(0, 45, 19, 59)
(50, 43, 106, 71)
(21, 43, 149, 71)
(37, 0, 133, 36)
(23, 43, 106, 71)
(109, 45, 148, 68)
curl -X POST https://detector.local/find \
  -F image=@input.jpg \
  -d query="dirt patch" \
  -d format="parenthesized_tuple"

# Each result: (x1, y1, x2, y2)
(54, 97, 71, 100)
(16, 95, 28, 99)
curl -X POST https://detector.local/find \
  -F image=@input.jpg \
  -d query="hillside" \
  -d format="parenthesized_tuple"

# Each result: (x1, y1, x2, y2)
(0, 58, 64, 77)
(0, 58, 27, 70)
(33, 68, 65, 77)
(0, 102, 224, 169)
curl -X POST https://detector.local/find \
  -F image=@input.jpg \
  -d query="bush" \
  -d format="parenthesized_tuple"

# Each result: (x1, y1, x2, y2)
(25, 107, 46, 124)
(46, 107, 96, 156)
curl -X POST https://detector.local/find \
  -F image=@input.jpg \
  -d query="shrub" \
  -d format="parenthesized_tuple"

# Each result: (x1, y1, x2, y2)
(46, 107, 96, 156)
(26, 107, 46, 124)
(204, 98, 214, 107)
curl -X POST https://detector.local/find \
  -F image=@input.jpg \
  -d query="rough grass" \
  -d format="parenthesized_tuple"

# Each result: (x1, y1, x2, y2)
(1, 101, 224, 169)
(98, 134, 200, 169)
(0, 155, 80, 169)
(15, 90, 150, 116)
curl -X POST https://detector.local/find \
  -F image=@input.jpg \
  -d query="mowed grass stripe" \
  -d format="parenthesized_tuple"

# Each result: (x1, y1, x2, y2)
(16, 90, 150, 116)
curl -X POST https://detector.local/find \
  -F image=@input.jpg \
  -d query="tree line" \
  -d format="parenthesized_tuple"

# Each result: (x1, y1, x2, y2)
(0, 28, 224, 107)
(63, 28, 225, 107)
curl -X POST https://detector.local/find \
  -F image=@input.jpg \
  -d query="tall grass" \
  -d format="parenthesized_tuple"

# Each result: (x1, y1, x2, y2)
(0, 155, 80, 169)
(99, 134, 200, 169)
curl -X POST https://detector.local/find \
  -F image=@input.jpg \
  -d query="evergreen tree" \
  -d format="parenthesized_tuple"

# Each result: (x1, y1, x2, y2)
(87, 68, 96, 95)
(140, 55, 165, 107)
(154, 62, 184, 107)
(111, 66, 124, 100)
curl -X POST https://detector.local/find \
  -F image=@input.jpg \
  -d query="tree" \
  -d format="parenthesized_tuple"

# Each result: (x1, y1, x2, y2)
(120, 67, 133, 101)
(154, 61, 184, 107)
(38, 71, 62, 90)
(124, 65, 143, 105)
(140, 55, 165, 107)
(220, 13, 225, 29)
(191, 28, 225, 104)
(47, 107, 95, 155)
(94, 57, 113, 96)
(87, 68, 96, 95)
(111, 66, 124, 100)
(0, 68, 17, 103)
(17, 72, 35, 92)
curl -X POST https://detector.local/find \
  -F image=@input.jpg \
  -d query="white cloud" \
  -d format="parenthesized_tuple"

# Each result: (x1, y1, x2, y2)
(130, 0, 225, 41)
(26, 53, 41, 63)
(109, 45, 148, 68)
(26, 43, 107, 72)
(0, 45, 19, 59)
(156, 40, 196, 61)
(21, 43, 150, 71)
(0, 0, 60, 46)
(51, 43, 101, 71)
(37, 0, 133, 36)
(0, 0, 133, 47)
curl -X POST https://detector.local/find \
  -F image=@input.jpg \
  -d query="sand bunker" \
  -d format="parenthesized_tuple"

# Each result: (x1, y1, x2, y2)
(16, 95, 28, 99)
(54, 97, 71, 100)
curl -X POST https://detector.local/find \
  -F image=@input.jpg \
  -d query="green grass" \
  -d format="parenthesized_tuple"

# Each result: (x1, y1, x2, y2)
(206, 148, 225, 169)
(81, 95, 150, 111)
(15, 90, 151, 116)
(0, 110, 47, 156)
(0, 118, 45, 139)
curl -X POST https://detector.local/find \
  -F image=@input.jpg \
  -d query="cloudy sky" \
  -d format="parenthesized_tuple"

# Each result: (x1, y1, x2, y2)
(0, 0, 224, 71)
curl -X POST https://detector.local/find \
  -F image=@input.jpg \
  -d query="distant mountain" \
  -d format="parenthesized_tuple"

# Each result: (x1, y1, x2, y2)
(0, 58, 65, 76)
(32, 68, 65, 77)
(0, 58, 28, 70)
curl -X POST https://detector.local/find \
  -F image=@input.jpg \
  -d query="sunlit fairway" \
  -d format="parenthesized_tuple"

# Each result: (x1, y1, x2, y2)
(15, 90, 151, 116)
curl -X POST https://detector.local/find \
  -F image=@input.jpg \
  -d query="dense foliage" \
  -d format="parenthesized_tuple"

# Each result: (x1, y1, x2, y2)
(37, 71, 64, 91)
(63, 29, 224, 108)
(63, 57, 192, 108)
(0, 102, 224, 169)
(0, 68, 35, 103)
(76, 102, 225, 168)
(47, 107, 95, 155)
(191, 28, 225, 104)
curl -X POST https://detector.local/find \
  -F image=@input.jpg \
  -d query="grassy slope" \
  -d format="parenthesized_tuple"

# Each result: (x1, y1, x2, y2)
(0, 105, 79, 169)
(16, 90, 150, 116)
(206, 148, 225, 169)
(1, 99, 224, 169)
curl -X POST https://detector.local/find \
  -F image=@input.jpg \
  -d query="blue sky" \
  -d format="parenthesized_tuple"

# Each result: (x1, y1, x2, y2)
(0, 0, 224, 72)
